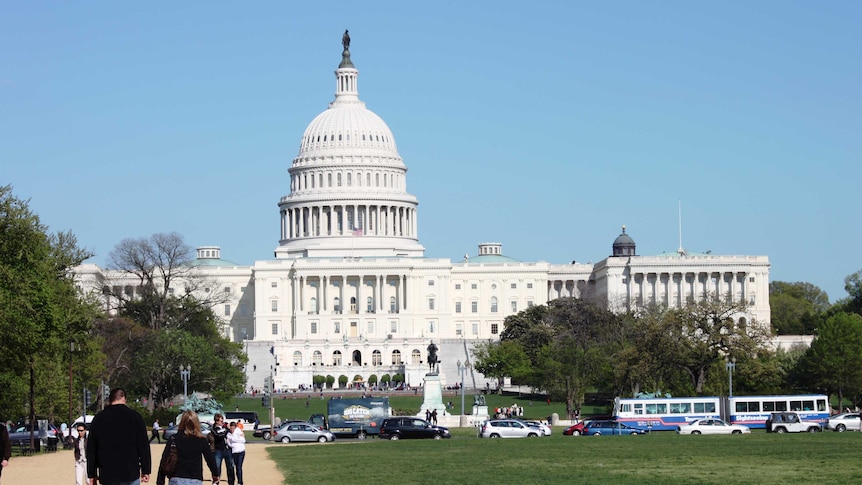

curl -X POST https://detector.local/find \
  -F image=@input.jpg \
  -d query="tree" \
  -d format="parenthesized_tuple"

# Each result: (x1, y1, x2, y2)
(0, 185, 100, 440)
(769, 281, 829, 334)
(832, 270, 862, 317)
(105, 232, 227, 330)
(794, 312, 862, 408)
(471, 340, 531, 392)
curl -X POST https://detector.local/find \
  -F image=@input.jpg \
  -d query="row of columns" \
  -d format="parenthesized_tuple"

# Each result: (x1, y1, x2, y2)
(548, 279, 590, 300)
(281, 204, 417, 240)
(627, 271, 753, 306)
(295, 274, 411, 315)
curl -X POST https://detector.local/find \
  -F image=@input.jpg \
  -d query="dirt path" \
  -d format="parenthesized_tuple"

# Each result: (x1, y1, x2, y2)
(2, 442, 284, 484)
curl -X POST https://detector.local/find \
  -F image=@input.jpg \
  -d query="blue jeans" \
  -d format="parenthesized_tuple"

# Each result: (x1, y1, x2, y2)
(169, 479, 202, 485)
(214, 448, 235, 485)
(232, 451, 245, 485)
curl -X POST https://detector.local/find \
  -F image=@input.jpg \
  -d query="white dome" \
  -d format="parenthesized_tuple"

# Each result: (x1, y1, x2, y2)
(298, 104, 399, 159)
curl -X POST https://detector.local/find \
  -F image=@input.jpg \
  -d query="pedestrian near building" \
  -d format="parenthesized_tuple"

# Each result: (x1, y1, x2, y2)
(74, 423, 89, 485)
(208, 414, 235, 485)
(228, 422, 245, 485)
(86, 387, 151, 485)
(0, 420, 10, 484)
(156, 410, 219, 485)
(150, 419, 161, 444)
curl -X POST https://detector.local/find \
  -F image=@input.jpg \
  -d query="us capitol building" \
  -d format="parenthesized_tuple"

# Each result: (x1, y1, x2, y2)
(74, 34, 771, 392)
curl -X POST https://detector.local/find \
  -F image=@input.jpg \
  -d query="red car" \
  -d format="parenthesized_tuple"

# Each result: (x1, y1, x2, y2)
(562, 421, 588, 436)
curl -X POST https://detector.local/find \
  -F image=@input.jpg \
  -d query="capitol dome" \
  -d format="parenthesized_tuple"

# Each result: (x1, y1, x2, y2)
(274, 33, 424, 259)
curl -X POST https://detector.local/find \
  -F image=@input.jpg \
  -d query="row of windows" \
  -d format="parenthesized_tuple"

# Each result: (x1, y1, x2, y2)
(270, 296, 534, 314)
(454, 322, 499, 336)
(303, 132, 391, 146)
(453, 282, 534, 290)
(294, 348, 419, 366)
(627, 402, 717, 415)
(292, 170, 402, 191)
(308, 320, 399, 335)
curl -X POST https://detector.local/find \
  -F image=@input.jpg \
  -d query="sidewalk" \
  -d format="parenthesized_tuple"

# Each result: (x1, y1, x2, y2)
(2, 442, 284, 484)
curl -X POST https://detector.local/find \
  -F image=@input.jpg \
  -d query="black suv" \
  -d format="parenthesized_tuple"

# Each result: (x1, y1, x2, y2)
(379, 417, 451, 440)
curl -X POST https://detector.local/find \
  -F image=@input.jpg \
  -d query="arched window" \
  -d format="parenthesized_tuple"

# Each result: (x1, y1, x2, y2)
(390, 296, 396, 313)
(350, 296, 357, 313)
(293, 351, 302, 365)
(313, 351, 323, 365)
(391, 350, 402, 365)
(337, 173, 342, 186)
(367, 296, 374, 313)
(411, 349, 421, 365)
(310, 297, 317, 313)
(347, 173, 352, 186)
(332, 350, 342, 366)
(334, 297, 341, 314)
(372, 350, 382, 366)
(490, 297, 498, 313)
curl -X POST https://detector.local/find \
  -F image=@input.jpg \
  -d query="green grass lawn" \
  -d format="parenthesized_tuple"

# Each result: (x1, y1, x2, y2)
(265, 430, 862, 485)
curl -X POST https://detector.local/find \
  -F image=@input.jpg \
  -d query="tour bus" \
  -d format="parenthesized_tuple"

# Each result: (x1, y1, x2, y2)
(225, 411, 259, 426)
(613, 396, 721, 431)
(726, 394, 829, 429)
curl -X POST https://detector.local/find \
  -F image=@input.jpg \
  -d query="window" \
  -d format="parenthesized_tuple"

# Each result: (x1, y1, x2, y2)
(491, 323, 499, 334)
(471, 301, 478, 313)
(670, 403, 691, 414)
(411, 349, 421, 365)
(455, 284, 461, 290)
(224, 286, 231, 294)
(313, 351, 323, 365)
(293, 351, 302, 365)
(735, 401, 760, 413)
(455, 302, 462, 313)
(390, 321, 398, 333)
(428, 280, 435, 286)
(471, 322, 479, 335)
(311, 322, 318, 334)
(428, 321, 435, 333)
(271, 281, 277, 288)
(510, 283, 517, 289)
(372, 350, 382, 366)
(224, 304, 231, 316)
(490, 297, 498, 313)
(367, 321, 374, 334)
(527, 283, 533, 289)
(334, 322, 341, 334)
(694, 402, 716, 413)
(391, 350, 402, 365)
(337, 173, 342, 186)
(271, 300, 278, 312)
(334, 297, 341, 313)
(645, 403, 667, 414)
(511, 301, 517, 312)
(310, 297, 317, 313)
(332, 350, 342, 365)
(471, 283, 477, 290)
(390, 296, 397, 313)
(527, 300, 534, 308)
(367, 297, 374, 312)
(455, 323, 463, 336)
(271, 323, 278, 335)
(428, 297, 435, 310)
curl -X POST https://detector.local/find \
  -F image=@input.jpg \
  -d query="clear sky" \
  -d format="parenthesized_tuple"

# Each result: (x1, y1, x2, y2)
(2, 1, 860, 302)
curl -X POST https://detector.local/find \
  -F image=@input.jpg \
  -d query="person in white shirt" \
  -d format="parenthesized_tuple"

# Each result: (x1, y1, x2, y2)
(227, 422, 246, 485)
(73, 424, 88, 485)
(149, 419, 161, 444)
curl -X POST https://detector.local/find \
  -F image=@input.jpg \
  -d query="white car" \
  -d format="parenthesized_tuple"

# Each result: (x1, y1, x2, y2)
(524, 420, 552, 436)
(825, 413, 862, 432)
(479, 419, 543, 438)
(677, 418, 750, 435)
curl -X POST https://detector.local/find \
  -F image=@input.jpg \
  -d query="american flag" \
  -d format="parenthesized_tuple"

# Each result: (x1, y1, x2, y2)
(352, 227, 363, 236)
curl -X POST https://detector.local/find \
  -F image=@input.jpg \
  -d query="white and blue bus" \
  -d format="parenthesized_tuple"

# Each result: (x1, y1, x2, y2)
(726, 394, 829, 429)
(613, 396, 721, 431)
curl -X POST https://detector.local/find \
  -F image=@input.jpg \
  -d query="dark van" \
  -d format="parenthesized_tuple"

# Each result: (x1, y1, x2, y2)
(225, 411, 259, 425)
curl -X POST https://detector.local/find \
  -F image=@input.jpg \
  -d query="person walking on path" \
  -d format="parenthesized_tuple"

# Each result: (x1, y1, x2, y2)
(0, 420, 10, 484)
(228, 422, 245, 485)
(74, 423, 89, 485)
(156, 411, 219, 485)
(87, 388, 151, 485)
(150, 420, 161, 444)
(208, 414, 235, 485)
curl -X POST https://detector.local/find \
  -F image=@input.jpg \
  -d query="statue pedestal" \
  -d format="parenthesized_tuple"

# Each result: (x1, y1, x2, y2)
(472, 405, 489, 418)
(418, 373, 447, 419)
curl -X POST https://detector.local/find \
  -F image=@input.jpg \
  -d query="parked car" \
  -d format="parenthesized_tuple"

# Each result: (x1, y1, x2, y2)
(9, 423, 61, 451)
(524, 420, 552, 436)
(379, 417, 451, 440)
(563, 421, 588, 436)
(273, 422, 335, 443)
(765, 412, 822, 433)
(583, 420, 645, 436)
(254, 420, 308, 440)
(825, 413, 862, 432)
(479, 419, 542, 438)
(163, 421, 212, 440)
(677, 419, 751, 435)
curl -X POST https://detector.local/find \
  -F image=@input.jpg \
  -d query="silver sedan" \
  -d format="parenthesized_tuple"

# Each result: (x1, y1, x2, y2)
(273, 422, 335, 443)
(825, 413, 862, 432)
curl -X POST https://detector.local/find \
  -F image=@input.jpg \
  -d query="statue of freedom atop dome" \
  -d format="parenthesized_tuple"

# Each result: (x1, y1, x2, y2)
(342, 29, 350, 50)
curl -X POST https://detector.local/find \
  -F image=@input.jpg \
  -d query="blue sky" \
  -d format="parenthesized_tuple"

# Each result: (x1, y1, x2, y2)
(2, 1, 860, 302)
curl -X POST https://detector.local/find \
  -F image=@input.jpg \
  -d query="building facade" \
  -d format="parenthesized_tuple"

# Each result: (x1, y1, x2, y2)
(74, 38, 771, 392)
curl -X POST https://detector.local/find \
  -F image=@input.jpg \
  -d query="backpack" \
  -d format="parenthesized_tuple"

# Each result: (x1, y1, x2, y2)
(159, 435, 179, 477)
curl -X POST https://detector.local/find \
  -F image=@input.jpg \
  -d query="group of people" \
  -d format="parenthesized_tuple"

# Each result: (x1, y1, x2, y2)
(424, 409, 439, 424)
(494, 403, 525, 419)
(59, 387, 245, 485)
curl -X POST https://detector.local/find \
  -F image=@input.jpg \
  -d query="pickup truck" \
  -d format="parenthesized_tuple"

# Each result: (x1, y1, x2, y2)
(765, 412, 822, 433)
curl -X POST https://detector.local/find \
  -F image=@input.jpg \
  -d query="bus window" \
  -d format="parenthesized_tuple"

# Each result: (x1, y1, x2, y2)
(671, 403, 691, 414)
(634, 404, 643, 415)
(790, 401, 802, 411)
(621, 404, 631, 413)
(646, 403, 667, 414)
(775, 401, 787, 411)
(763, 402, 775, 412)
(694, 402, 715, 413)
(802, 400, 814, 411)
(817, 399, 827, 412)
(736, 401, 760, 412)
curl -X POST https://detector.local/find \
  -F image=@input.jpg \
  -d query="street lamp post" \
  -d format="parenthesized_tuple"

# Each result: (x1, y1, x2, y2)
(725, 357, 736, 397)
(180, 364, 191, 404)
(457, 360, 467, 416)
(68, 340, 75, 440)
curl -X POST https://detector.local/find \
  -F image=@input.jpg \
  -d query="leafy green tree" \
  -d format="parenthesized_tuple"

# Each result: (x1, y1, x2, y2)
(769, 281, 829, 334)
(0, 185, 100, 432)
(471, 340, 532, 392)
(338, 375, 348, 387)
(325, 375, 335, 389)
(368, 374, 378, 386)
(794, 312, 862, 408)
(832, 270, 862, 317)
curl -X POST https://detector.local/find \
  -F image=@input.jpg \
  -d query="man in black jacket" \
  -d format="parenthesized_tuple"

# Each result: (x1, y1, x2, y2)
(87, 388, 151, 485)
(0, 420, 10, 484)
(74, 423, 88, 485)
